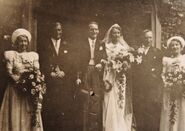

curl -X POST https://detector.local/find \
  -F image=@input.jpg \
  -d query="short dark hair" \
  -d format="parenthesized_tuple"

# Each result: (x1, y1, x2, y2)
(51, 22, 62, 29)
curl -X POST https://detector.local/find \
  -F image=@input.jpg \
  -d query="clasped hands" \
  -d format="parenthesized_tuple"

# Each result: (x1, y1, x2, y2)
(76, 61, 105, 85)
(50, 66, 65, 79)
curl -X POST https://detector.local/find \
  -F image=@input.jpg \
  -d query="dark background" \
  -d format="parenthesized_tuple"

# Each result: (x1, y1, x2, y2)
(36, 0, 152, 49)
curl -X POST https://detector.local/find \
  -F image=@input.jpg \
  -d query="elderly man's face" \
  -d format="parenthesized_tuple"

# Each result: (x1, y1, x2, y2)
(88, 24, 99, 40)
(144, 31, 153, 47)
(52, 24, 62, 39)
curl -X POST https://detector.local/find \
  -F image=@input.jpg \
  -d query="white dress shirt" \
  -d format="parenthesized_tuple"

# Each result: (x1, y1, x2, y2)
(144, 46, 150, 55)
(88, 38, 96, 65)
(51, 38, 61, 55)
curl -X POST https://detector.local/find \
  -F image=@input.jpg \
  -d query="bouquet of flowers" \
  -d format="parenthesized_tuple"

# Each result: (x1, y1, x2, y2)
(162, 65, 185, 124)
(16, 69, 46, 127)
(108, 50, 134, 74)
(134, 46, 145, 64)
(162, 66, 185, 100)
(104, 49, 134, 109)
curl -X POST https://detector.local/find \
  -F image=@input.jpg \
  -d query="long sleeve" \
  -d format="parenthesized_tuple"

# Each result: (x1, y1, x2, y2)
(32, 52, 40, 70)
(4, 51, 20, 82)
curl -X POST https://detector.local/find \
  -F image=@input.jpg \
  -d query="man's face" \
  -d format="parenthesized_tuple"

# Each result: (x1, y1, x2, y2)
(88, 24, 99, 40)
(52, 24, 62, 39)
(144, 31, 153, 47)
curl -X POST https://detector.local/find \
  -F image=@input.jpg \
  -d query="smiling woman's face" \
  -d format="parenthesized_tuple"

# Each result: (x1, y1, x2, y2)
(111, 27, 121, 42)
(16, 35, 29, 52)
(169, 39, 182, 55)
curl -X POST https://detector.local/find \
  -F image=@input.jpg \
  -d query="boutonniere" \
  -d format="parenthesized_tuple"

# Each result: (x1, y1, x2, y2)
(64, 50, 68, 54)
(99, 46, 103, 51)
(151, 68, 155, 72)
(137, 47, 145, 55)
(135, 55, 143, 64)
(134, 47, 145, 64)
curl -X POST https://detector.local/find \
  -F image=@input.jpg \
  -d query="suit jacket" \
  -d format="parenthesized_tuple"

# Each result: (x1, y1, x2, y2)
(39, 38, 77, 112)
(133, 46, 163, 103)
(40, 38, 73, 81)
(77, 38, 107, 77)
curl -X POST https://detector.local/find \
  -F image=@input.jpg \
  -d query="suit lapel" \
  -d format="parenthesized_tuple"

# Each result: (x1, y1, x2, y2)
(58, 40, 64, 56)
(49, 39, 57, 57)
(141, 47, 152, 65)
(86, 38, 91, 57)
(94, 39, 100, 59)
(145, 47, 153, 59)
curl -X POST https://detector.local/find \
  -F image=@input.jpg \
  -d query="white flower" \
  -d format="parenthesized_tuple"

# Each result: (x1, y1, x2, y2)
(99, 46, 103, 51)
(31, 89, 36, 95)
(23, 88, 27, 92)
(135, 55, 142, 64)
(138, 47, 145, 54)
(32, 82, 36, 86)
(151, 68, 155, 72)
(64, 50, 68, 53)
(173, 78, 178, 82)
(37, 78, 41, 82)
(29, 74, 34, 79)
(22, 80, 26, 83)
(178, 74, 183, 79)
(37, 70, 41, 75)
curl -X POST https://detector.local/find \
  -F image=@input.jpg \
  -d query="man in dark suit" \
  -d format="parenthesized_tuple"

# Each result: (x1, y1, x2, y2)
(133, 30, 163, 131)
(39, 22, 75, 131)
(76, 21, 106, 131)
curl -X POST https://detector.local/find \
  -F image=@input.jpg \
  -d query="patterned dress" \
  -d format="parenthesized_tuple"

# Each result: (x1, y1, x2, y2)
(160, 55, 185, 131)
(0, 51, 43, 131)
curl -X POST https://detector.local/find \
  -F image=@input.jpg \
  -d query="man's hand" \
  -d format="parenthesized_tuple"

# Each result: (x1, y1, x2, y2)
(50, 72, 57, 78)
(95, 63, 102, 71)
(76, 78, 82, 85)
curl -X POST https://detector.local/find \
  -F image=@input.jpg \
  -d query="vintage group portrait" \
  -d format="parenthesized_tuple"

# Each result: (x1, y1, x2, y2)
(0, 0, 185, 131)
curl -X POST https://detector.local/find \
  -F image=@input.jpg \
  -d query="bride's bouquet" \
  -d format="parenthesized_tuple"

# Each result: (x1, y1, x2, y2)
(107, 49, 135, 74)
(16, 69, 46, 127)
(104, 49, 134, 109)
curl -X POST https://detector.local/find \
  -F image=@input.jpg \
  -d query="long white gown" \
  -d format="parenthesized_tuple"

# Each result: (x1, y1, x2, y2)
(0, 51, 43, 131)
(103, 42, 132, 131)
(160, 55, 185, 131)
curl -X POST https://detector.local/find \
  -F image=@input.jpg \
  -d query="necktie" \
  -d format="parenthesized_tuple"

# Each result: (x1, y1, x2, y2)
(55, 40, 59, 54)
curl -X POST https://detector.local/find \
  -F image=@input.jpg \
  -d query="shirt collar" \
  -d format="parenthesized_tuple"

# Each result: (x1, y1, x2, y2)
(88, 37, 96, 44)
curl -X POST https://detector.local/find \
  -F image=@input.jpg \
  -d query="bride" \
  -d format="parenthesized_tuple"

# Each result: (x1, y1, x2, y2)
(102, 24, 133, 131)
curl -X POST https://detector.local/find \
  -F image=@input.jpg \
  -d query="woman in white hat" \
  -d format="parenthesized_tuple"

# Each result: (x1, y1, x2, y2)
(0, 29, 43, 131)
(160, 36, 185, 131)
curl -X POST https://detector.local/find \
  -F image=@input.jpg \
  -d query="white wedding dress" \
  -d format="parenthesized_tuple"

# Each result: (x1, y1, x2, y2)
(103, 42, 132, 131)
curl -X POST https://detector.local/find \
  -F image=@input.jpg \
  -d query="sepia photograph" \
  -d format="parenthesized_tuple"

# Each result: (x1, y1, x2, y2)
(0, 0, 185, 131)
